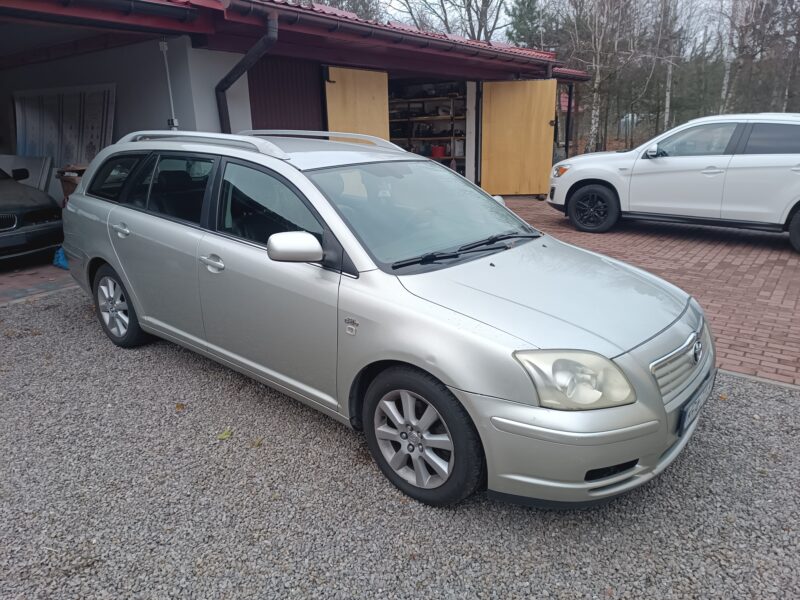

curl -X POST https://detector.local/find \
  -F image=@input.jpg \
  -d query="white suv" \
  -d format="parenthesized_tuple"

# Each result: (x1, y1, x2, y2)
(548, 113, 800, 251)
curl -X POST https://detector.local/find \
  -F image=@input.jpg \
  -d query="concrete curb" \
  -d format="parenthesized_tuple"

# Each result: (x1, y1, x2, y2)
(718, 368, 800, 392)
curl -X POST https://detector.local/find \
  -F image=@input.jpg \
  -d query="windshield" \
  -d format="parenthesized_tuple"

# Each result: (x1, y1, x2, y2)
(308, 160, 534, 269)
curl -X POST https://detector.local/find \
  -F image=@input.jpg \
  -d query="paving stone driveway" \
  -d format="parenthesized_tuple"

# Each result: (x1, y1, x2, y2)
(508, 198, 800, 386)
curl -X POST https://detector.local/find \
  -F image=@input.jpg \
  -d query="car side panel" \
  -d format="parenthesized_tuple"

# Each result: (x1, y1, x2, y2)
(723, 153, 800, 224)
(336, 270, 539, 418)
(62, 194, 119, 294)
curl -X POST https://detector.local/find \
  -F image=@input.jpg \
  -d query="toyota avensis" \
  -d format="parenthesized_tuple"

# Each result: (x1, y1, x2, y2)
(63, 130, 716, 507)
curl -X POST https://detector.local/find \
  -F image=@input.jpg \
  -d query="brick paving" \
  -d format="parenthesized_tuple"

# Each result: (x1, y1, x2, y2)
(0, 259, 76, 306)
(508, 198, 800, 386)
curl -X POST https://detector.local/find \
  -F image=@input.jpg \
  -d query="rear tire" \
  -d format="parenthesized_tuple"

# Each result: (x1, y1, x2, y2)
(92, 264, 150, 348)
(567, 184, 620, 233)
(363, 366, 484, 507)
(789, 211, 800, 253)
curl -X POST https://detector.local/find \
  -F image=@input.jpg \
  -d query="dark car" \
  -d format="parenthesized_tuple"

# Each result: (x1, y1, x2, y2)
(0, 167, 63, 261)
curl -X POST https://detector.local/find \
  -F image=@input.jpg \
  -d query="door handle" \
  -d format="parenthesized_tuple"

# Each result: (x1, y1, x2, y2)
(200, 254, 225, 271)
(112, 223, 130, 237)
(701, 167, 725, 175)
(791, 165, 800, 173)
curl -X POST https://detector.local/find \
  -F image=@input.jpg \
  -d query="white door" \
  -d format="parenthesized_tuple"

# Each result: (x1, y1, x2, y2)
(722, 122, 800, 224)
(629, 122, 739, 218)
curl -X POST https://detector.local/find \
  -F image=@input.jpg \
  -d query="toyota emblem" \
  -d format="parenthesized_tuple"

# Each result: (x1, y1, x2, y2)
(692, 340, 703, 364)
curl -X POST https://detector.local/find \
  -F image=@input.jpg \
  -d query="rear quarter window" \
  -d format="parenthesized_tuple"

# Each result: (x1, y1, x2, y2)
(87, 154, 145, 201)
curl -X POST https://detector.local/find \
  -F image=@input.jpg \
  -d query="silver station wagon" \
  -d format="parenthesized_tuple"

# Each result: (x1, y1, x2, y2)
(64, 130, 716, 507)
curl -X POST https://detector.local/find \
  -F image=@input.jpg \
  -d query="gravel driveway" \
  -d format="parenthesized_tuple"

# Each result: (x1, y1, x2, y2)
(1, 288, 798, 599)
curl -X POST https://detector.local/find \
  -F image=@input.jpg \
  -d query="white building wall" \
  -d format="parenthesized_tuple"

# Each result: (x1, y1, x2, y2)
(0, 35, 252, 153)
(185, 42, 252, 133)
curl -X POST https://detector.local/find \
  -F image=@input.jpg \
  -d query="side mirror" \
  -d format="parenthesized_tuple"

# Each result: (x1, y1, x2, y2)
(267, 231, 324, 263)
(11, 168, 29, 181)
(645, 144, 659, 159)
(492, 195, 506, 207)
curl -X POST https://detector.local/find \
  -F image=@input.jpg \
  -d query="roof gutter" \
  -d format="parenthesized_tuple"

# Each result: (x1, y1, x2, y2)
(56, 0, 197, 22)
(215, 11, 278, 133)
(222, 0, 559, 70)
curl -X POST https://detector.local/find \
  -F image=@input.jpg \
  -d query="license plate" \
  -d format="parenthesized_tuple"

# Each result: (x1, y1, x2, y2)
(678, 375, 714, 436)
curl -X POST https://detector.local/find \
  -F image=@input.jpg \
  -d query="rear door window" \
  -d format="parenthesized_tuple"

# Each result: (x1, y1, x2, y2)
(743, 123, 800, 154)
(87, 154, 145, 201)
(146, 155, 215, 225)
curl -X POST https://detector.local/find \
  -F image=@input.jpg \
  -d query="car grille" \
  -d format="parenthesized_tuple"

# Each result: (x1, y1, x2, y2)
(0, 213, 17, 231)
(650, 324, 711, 404)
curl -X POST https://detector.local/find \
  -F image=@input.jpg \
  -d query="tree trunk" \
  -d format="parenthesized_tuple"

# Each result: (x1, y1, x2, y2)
(664, 60, 673, 131)
(585, 69, 602, 153)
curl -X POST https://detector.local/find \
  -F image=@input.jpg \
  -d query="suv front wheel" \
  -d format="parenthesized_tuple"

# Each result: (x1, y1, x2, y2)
(567, 184, 620, 233)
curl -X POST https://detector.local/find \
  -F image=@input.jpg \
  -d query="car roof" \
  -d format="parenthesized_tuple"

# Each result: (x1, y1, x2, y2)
(262, 136, 418, 171)
(111, 130, 421, 172)
(687, 113, 800, 125)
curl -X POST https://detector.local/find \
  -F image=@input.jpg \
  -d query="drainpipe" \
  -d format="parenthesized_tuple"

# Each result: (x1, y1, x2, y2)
(159, 39, 179, 130)
(215, 13, 278, 133)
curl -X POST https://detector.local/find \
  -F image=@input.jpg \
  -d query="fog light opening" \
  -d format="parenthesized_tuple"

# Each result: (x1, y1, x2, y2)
(584, 459, 639, 482)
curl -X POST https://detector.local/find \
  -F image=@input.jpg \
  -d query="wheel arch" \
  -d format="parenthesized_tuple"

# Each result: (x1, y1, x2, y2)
(784, 199, 800, 231)
(565, 178, 621, 212)
(87, 256, 109, 289)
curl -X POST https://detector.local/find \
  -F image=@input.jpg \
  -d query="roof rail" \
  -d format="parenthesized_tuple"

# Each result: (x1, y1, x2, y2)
(115, 131, 290, 160)
(240, 130, 406, 152)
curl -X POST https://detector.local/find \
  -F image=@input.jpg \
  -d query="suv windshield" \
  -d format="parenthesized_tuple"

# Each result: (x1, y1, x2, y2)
(308, 160, 535, 270)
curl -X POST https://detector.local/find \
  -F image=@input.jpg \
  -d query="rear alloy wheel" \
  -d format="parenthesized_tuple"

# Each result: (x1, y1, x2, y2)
(568, 184, 620, 233)
(789, 211, 800, 253)
(93, 265, 150, 348)
(363, 366, 484, 506)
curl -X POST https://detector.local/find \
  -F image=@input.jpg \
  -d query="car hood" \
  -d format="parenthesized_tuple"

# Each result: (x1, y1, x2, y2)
(0, 179, 59, 212)
(398, 236, 689, 357)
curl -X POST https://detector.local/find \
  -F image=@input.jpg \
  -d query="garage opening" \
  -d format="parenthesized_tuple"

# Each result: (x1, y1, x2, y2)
(387, 79, 477, 182)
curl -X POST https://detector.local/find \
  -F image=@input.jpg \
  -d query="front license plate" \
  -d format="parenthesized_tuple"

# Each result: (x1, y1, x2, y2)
(678, 375, 714, 436)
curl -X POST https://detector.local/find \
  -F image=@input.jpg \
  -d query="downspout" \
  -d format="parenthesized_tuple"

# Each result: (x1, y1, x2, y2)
(215, 13, 278, 133)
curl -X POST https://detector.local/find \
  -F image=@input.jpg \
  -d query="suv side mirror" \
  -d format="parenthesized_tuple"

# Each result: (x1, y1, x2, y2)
(645, 144, 659, 159)
(11, 168, 29, 181)
(267, 231, 324, 263)
(492, 195, 506, 206)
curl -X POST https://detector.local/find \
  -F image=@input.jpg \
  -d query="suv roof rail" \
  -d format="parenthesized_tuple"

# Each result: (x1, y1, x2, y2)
(240, 130, 406, 152)
(115, 131, 290, 160)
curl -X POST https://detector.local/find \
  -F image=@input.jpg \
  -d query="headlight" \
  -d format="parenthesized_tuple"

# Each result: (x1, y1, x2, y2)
(514, 350, 636, 410)
(552, 164, 570, 178)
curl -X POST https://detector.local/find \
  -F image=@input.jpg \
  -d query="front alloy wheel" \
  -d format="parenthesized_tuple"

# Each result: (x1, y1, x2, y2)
(363, 366, 484, 506)
(567, 184, 620, 233)
(374, 389, 454, 489)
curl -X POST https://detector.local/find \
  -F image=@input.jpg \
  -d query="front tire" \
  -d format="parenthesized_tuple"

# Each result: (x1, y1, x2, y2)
(567, 184, 620, 232)
(92, 264, 150, 348)
(789, 211, 800, 253)
(363, 366, 484, 506)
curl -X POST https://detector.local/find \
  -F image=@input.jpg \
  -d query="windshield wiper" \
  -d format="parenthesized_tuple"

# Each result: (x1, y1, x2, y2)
(391, 244, 511, 270)
(458, 231, 541, 252)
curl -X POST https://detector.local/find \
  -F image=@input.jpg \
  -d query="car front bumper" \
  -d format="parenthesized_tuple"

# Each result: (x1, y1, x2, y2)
(451, 353, 716, 506)
(0, 221, 63, 260)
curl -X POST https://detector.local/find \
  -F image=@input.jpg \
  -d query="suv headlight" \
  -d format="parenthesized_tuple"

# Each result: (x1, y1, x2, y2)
(552, 164, 570, 178)
(514, 350, 636, 410)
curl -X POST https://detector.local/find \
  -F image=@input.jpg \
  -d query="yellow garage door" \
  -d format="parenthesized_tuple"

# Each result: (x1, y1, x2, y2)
(325, 67, 389, 139)
(481, 79, 556, 195)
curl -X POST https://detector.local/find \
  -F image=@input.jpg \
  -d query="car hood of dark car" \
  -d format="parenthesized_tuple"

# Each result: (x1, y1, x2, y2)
(397, 236, 689, 357)
(0, 179, 59, 213)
